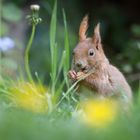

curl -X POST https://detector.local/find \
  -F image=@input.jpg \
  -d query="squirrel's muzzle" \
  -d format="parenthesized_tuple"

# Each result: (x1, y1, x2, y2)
(75, 60, 88, 73)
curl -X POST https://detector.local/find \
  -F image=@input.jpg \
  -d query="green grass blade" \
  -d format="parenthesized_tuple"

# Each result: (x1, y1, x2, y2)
(62, 9, 70, 71)
(55, 50, 66, 84)
(62, 9, 70, 88)
(50, 0, 57, 95)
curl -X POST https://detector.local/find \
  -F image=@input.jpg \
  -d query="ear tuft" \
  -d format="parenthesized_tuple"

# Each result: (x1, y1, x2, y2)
(94, 23, 100, 35)
(93, 22, 101, 45)
(79, 15, 88, 41)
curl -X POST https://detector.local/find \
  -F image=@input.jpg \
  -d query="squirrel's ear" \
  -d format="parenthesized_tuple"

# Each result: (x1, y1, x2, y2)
(92, 23, 101, 45)
(79, 15, 88, 41)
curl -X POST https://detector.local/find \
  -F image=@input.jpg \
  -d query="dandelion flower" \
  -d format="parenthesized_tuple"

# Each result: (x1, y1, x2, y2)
(10, 82, 49, 113)
(81, 99, 118, 127)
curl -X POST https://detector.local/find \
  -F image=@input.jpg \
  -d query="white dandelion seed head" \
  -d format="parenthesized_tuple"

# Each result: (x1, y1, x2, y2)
(30, 4, 40, 11)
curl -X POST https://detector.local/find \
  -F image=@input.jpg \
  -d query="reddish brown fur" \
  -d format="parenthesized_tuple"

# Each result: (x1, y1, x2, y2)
(68, 16, 132, 102)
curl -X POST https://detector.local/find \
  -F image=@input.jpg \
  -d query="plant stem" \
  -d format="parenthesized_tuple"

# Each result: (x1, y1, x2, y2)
(25, 25, 36, 84)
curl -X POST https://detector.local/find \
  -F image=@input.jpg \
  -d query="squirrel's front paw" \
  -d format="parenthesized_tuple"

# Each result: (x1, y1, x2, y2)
(76, 72, 85, 80)
(68, 70, 77, 81)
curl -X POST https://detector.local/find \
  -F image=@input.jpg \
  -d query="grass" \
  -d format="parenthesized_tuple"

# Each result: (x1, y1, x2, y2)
(0, 98, 140, 140)
(49, 1, 75, 107)
(50, 0, 57, 96)
(0, 1, 140, 140)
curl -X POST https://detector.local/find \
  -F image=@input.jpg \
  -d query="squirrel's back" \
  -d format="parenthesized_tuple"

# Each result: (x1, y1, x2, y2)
(108, 64, 132, 100)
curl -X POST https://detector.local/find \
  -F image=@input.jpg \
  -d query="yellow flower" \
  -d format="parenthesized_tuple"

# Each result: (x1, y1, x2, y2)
(81, 99, 118, 127)
(10, 82, 49, 113)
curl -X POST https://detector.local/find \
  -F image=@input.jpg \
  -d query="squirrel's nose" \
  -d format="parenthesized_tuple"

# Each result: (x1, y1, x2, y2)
(76, 62, 82, 68)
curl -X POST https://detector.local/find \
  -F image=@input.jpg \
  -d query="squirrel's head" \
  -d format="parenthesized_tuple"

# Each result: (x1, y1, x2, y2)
(72, 15, 107, 73)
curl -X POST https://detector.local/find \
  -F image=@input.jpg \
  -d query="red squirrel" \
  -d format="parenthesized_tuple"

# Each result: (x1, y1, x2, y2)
(68, 16, 132, 102)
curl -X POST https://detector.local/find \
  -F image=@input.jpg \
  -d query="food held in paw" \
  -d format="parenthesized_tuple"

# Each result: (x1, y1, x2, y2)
(77, 71, 85, 79)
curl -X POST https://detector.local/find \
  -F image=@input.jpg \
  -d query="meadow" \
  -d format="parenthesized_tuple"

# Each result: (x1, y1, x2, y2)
(0, 1, 140, 140)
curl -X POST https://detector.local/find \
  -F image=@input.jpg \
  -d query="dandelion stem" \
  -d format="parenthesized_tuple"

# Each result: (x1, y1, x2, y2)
(25, 25, 36, 84)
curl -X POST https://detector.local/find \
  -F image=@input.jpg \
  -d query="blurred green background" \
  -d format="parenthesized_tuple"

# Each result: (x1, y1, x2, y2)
(1, 0, 140, 91)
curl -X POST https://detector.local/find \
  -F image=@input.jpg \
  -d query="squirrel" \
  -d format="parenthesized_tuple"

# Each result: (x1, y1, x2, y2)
(68, 15, 132, 103)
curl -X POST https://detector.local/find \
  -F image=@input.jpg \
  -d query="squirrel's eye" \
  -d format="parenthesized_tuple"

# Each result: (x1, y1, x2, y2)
(88, 49, 95, 56)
